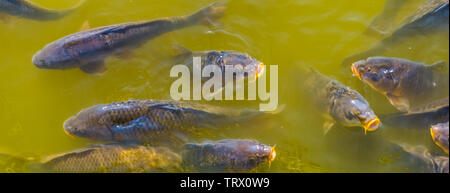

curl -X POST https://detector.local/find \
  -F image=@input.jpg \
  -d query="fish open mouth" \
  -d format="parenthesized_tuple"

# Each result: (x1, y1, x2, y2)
(63, 127, 76, 138)
(351, 63, 362, 80)
(363, 117, 381, 134)
(268, 145, 276, 167)
(256, 63, 265, 78)
(430, 127, 437, 142)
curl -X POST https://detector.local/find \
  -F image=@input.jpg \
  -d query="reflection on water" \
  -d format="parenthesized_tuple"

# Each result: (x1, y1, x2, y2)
(0, 0, 448, 172)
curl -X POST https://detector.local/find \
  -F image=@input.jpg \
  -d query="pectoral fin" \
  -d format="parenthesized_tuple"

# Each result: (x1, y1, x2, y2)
(386, 94, 410, 112)
(80, 61, 106, 74)
(323, 120, 336, 135)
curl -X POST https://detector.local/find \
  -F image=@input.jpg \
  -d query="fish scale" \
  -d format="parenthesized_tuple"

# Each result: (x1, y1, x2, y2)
(64, 100, 269, 144)
(37, 145, 182, 173)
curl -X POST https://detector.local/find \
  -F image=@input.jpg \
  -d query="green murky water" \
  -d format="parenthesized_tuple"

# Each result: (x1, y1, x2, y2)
(0, 0, 448, 173)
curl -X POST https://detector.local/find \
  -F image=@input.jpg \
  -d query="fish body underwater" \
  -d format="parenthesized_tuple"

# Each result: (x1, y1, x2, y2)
(352, 57, 449, 112)
(343, 0, 449, 65)
(299, 67, 381, 134)
(64, 100, 271, 144)
(181, 139, 276, 173)
(34, 145, 182, 173)
(32, 1, 226, 74)
(0, 0, 84, 21)
(380, 97, 449, 129)
(431, 122, 449, 155)
(397, 144, 449, 173)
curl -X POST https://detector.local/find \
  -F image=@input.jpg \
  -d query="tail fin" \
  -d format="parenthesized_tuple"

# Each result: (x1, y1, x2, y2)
(187, 1, 227, 28)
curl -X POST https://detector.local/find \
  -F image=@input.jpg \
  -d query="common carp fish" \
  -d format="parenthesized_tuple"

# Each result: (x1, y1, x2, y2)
(179, 50, 265, 83)
(174, 49, 265, 96)
(343, 0, 449, 65)
(431, 122, 449, 155)
(0, 0, 85, 21)
(352, 57, 449, 112)
(33, 145, 182, 173)
(32, 1, 226, 74)
(64, 100, 274, 144)
(181, 139, 276, 173)
(300, 67, 381, 135)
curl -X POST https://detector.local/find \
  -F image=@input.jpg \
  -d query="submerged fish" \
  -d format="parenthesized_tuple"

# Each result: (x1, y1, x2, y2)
(0, 0, 85, 21)
(365, 0, 409, 36)
(35, 145, 181, 173)
(64, 100, 274, 144)
(396, 144, 449, 173)
(300, 67, 381, 134)
(181, 139, 276, 173)
(352, 57, 449, 112)
(32, 1, 226, 74)
(380, 97, 449, 129)
(343, 0, 449, 65)
(431, 122, 449, 155)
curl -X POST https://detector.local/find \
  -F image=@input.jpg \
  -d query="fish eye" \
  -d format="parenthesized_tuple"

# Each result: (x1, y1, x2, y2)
(369, 73, 380, 82)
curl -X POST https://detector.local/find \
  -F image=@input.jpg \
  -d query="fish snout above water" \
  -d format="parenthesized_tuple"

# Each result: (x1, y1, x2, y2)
(351, 57, 401, 93)
(181, 139, 276, 172)
(332, 95, 382, 133)
(352, 57, 449, 112)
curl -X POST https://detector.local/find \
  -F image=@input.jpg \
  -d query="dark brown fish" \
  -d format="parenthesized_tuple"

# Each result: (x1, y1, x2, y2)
(64, 100, 273, 144)
(352, 57, 449, 111)
(181, 139, 276, 173)
(300, 67, 381, 134)
(34, 145, 182, 173)
(431, 122, 449, 155)
(32, 1, 226, 74)
(0, 0, 84, 21)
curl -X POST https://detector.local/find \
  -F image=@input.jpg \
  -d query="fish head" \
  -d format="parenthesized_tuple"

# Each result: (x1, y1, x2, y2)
(332, 94, 381, 134)
(431, 123, 449, 154)
(232, 140, 276, 166)
(352, 57, 405, 93)
(32, 42, 80, 69)
(63, 105, 113, 141)
(205, 51, 265, 82)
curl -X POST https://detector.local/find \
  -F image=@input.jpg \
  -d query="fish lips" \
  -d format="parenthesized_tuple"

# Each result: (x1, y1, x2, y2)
(351, 61, 365, 80)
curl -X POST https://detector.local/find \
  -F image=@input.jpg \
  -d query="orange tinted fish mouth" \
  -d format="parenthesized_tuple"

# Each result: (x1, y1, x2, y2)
(430, 126, 437, 142)
(351, 63, 362, 80)
(256, 63, 265, 78)
(363, 117, 381, 135)
(63, 126, 76, 138)
(268, 145, 276, 168)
